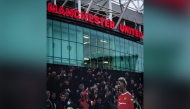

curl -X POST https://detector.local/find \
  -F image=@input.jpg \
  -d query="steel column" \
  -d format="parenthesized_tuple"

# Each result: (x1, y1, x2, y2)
(86, 0, 94, 13)
(62, 0, 69, 6)
(114, 0, 132, 29)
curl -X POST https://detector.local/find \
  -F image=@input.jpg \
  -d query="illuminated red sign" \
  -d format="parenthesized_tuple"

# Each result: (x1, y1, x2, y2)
(47, 2, 143, 39)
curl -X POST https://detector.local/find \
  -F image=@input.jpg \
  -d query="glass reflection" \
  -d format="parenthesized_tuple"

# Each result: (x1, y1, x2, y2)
(47, 19, 143, 72)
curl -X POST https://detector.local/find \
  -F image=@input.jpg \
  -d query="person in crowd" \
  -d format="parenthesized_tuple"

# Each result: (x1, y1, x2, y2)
(57, 92, 68, 109)
(79, 84, 89, 109)
(47, 90, 53, 109)
(47, 71, 60, 94)
(66, 96, 77, 109)
(117, 77, 134, 109)
(50, 92, 59, 109)
(47, 65, 144, 109)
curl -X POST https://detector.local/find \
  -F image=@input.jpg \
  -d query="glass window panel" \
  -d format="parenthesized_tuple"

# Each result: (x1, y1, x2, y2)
(61, 22, 68, 40)
(134, 43, 138, 56)
(109, 35, 115, 50)
(110, 50, 115, 69)
(84, 44, 90, 61)
(62, 59, 69, 65)
(136, 58, 140, 72)
(53, 20, 60, 27)
(91, 46, 97, 68)
(77, 43, 83, 61)
(103, 49, 109, 57)
(53, 27, 61, 39)
(91, 46, 97, 59)
(120, 52, 125, 69)
(115, 52, 120, 67)
(47, 57, 53, 63)
(97, 47, 103, 69)
(131, 54, 138, 72)
(103, 33, 109, 49)
(103, 49, 110, 69)
(115, 37, 120, 52)
(97, 47, 103, 58)
(61, 22, 68, 28)
(53, 39, 61, 58)
(77, 61, 84, 67)
(54, 57, 61, 64)
(120, 38, 124, 53)
(70, 42, 76, 60)
(47, 38, 53, 57)
(62, 40, 69, 59)
(90, 30, 97, 46)
(128, 55, 133, 71)
(124, 53, 130, 71)
(62, 29, 69, 41)
(53, 26, 60, 31)
(70, 59, 77, 66)
(77, 26, 83, 43)
(47, 24, 52, 38)
(97, 31, 103, 48)
(84, 59, 90, 68)
(83, 28, 90, 45)
(124, 40, 129, 54)
(138, 58, 142, 72)
(69, 24, 76, 42)
(129, 41, 133, 55)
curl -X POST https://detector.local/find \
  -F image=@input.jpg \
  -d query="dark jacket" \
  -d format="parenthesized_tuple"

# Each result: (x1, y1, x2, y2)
(57, 100, 68, 109)
(47, 99, 53, 109)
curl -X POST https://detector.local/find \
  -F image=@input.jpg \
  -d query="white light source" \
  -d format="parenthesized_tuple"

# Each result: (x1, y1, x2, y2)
(84, 58, 89, 60)
(83, 35, 89, 38)
(103, 61, 109, 64)
(84, 42, 89, 44)
(100, 40, 107, 43)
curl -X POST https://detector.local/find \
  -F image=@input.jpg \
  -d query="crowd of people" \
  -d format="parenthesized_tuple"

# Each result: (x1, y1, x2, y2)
(46, 64, 143, 109)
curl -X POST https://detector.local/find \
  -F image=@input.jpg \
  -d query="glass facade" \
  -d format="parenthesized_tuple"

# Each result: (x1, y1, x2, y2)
(47, 19, 144, 72)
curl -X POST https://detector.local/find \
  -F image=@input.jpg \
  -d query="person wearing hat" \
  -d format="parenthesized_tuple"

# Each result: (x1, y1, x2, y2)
(117, 77, 134, 109)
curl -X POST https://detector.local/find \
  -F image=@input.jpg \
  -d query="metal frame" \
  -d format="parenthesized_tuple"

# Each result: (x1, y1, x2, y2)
(48, 0, 143, 34)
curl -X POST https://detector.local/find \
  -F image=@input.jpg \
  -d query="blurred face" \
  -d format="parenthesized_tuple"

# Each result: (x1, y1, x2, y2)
(65, 80, 69, 85)
(131, 80, 134, 84)
(139, 91, 142, 95)
(61, 70, 65, 75)
(97, 98, 102, 104)
(52, 72, 56, 77)
(118, 81, 124, 90)
(68, 73, 72, 78)
(47, 91, 50, 98)
(61, 94, 66, 101)
(105, 72, 108, 76)
(52, 93, 56, 99)
(139, 77, 141, 80)
(88, 70, 92, 74)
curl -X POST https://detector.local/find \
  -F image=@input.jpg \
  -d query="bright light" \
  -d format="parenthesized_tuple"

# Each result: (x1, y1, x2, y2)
(103, 61, 109, 64)
(84, 41, 90, 44)
(84, 58, 89, 60)
(100, 40, 107, 43)
(83, 35, 89, 38)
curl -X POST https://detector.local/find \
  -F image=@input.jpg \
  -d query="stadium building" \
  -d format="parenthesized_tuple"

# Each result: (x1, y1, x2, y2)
(46, 0, 144, 73)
